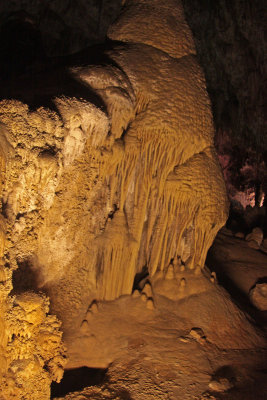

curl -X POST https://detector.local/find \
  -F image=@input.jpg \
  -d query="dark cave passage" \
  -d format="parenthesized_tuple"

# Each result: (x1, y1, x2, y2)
(50, 367, 108, 398)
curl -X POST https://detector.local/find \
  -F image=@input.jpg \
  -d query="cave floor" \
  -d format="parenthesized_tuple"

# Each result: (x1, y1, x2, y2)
(207, 227, 267, 299)
(53, 230, 267, 400)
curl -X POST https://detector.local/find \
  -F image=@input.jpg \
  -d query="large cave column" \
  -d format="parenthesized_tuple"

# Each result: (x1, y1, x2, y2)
(94, 0, 229, 279)
(46, 0, 229, 327)
(0, 0, 229, 338)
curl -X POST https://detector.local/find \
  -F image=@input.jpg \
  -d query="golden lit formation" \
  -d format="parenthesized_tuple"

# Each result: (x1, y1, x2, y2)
(0, 1, 265, 399)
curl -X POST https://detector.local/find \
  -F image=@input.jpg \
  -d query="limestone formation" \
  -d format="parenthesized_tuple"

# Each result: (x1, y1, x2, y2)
(249, 283, 267, 311)
(146, 297, 155, 310)
(0, 266, 66, 399)
(245, 227, 264, 248)
(0, 1, 234, 397)
(189, 327, 206, 344)
(208, 378, 234, 393)
(0, 0, 228, 343)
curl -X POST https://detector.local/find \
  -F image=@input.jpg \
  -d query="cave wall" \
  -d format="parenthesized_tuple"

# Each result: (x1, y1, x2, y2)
(182, 0, 266, 207)
(1, 0, 265, 207)
(0, 0, 121, 56)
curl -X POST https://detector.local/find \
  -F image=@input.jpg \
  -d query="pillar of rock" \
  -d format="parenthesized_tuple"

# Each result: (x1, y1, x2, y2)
(0, 0, 228, 339)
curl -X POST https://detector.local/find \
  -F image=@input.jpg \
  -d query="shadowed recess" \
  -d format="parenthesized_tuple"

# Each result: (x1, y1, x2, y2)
(50, 367, 108, 398)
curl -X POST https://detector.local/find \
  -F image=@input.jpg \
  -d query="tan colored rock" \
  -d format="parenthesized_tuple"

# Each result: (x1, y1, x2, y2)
(235, 231, 245, 239)
(141, 293, 147, 302)
(152, 270, 164, 281)
(210, 271, 217, 283)
(0, 0, 228, 340)
(142, 282, 153, 298)
(245, 227, 263, 247)
(146, 297, 155, 310)
(247, 239, 260, 250)
(0, 269, 67, 400)
(132, 289, 140, 298)
(208, 377, 233, 392)
(0, 2, 231, 396)
(249, 283, 267, 311)
(173, 256, 182, 268)
(80, 320, 89, 334)
(180, 278, 186, 288)
(165, 264, 175, 280)
(90, 302, 99, 314)
(189, 327, 206, 344)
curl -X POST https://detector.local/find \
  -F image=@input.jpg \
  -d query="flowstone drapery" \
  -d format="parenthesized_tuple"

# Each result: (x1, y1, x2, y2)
(0, 0, 228, 333)
(0, 0, 229, 384)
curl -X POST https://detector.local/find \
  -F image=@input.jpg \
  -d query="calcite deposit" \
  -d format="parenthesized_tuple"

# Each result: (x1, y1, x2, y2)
(0, 0, 228, 337)
(0, 0, 265, 399)
(0, 267, 66, 399)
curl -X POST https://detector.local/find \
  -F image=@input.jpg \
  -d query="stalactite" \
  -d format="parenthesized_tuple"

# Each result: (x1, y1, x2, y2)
(0, 0, 228, 364)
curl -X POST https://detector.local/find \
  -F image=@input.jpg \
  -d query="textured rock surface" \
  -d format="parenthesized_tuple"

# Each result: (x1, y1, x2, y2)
(0, 267, 66, 399)
(1, 0, 265, 206)
(245, 227, 263, 247)
(207, 228, 267, 314)
(1, 1, 266, 399)
(0, 125, 66, 399)
(249, 283, 267, 311)
(58, 268, 265, 399)
(0, 0, 228, 339)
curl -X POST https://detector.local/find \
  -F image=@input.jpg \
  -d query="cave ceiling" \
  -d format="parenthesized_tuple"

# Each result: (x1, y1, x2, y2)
(0, 0, 265, 151)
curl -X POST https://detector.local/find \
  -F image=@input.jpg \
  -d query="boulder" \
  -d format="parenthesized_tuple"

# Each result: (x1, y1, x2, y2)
(249, 283, 267, 311)
(245, 227, 263, 247)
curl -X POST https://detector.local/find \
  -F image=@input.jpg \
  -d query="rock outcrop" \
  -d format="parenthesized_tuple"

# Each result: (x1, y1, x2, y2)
(249, 282, 267, 311)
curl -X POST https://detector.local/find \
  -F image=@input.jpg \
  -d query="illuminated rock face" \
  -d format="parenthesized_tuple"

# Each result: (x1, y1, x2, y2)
(0, 0, 228, 339)
(0, 127, 66, 399)
(0, 246, 66, 398)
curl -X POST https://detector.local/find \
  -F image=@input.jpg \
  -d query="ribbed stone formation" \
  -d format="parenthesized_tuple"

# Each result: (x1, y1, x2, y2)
(3, 2, 265, 399)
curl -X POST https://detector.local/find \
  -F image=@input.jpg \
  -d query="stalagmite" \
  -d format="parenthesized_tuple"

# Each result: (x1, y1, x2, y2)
(180, 278, 186, 288)
(146, 297, 155, 310)
(132, 289, 140, 298)
(165, 264, 175, 280)
(142, 282, 153, 297)
(141, 293, 147, 302)
(0, 1, 231, 396)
